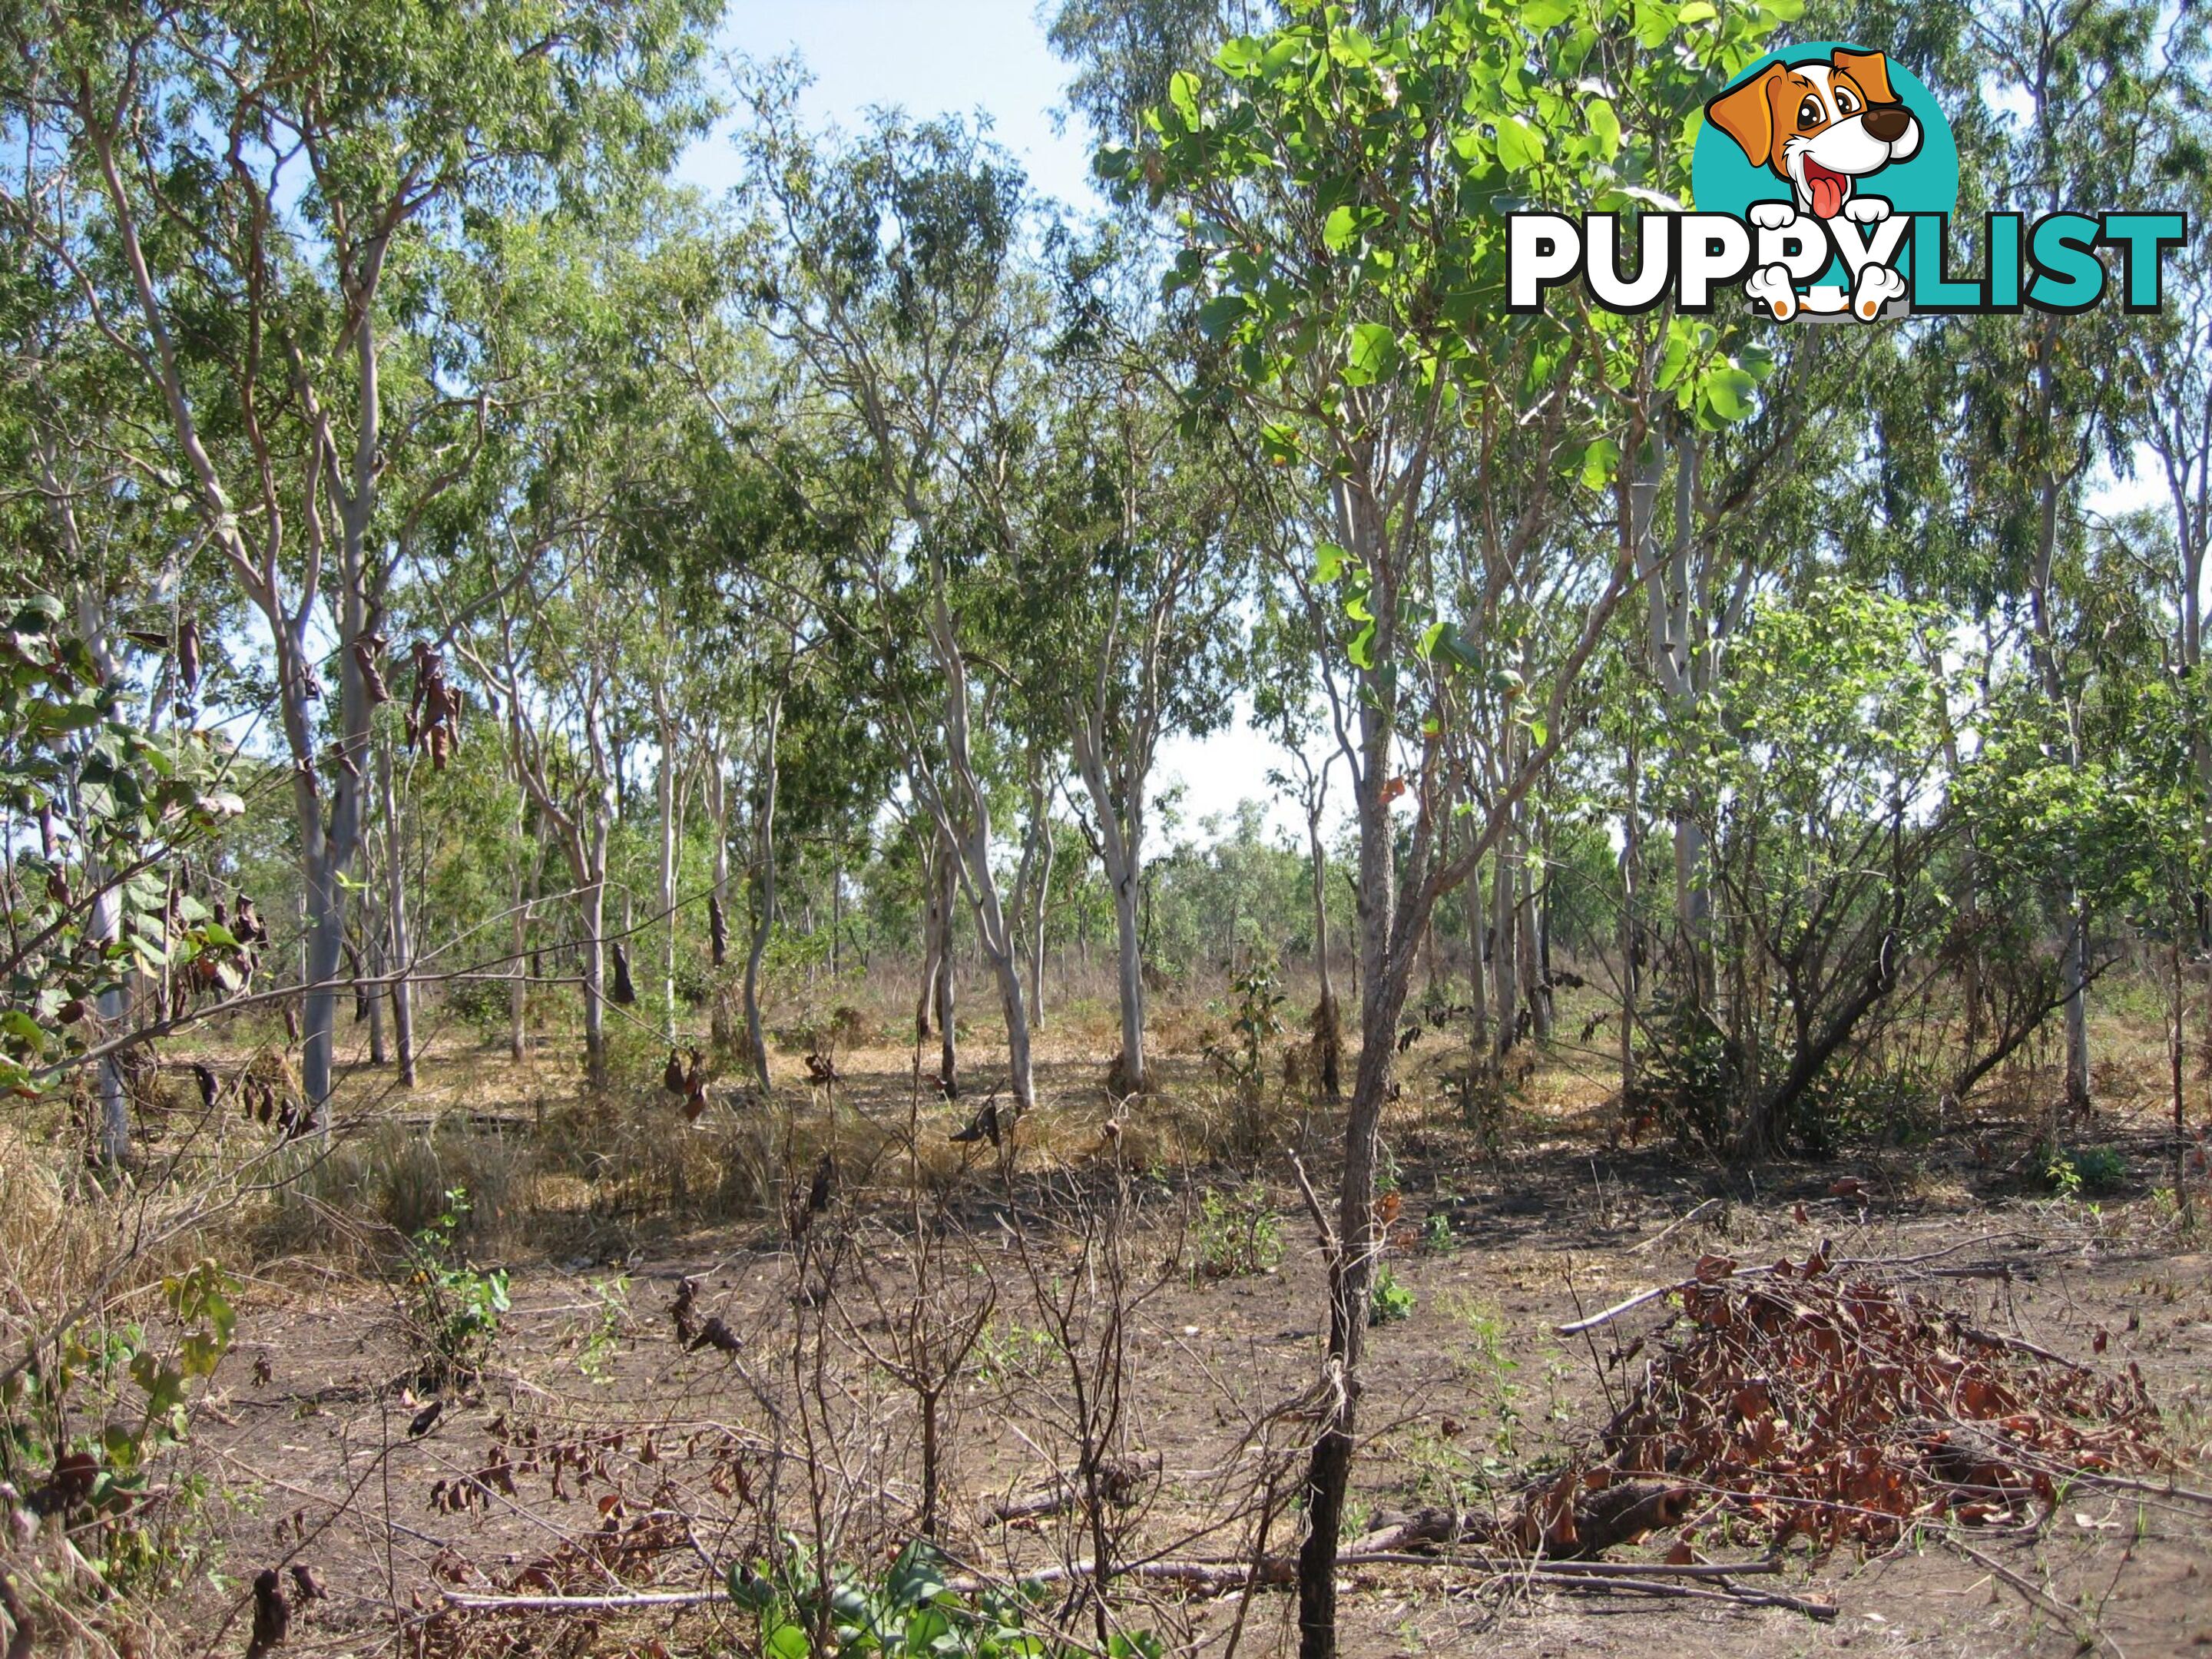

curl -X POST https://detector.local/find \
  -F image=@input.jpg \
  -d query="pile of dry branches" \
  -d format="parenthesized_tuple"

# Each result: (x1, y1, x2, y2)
(1584, 1247, 2167, 1549)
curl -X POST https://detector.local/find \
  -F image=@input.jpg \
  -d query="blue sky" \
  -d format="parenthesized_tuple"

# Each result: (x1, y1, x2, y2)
(680, 0, 1105, 213)
(677, 0, 1310, 845)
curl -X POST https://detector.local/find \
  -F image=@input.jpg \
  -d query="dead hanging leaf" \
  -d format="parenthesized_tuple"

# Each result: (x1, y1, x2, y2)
(1694, 1253, 1737, 1283)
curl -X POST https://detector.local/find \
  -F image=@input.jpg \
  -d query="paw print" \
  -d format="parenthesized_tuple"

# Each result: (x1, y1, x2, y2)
(1851, 263, 1907, 320)
(1843, 196, 1892, 224)
(1745, 264, 1800, 321)
(1749, 201, 1800, 231)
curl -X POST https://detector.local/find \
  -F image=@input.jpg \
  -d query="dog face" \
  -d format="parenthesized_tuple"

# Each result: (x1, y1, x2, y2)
(1705, 50, 1922, 219)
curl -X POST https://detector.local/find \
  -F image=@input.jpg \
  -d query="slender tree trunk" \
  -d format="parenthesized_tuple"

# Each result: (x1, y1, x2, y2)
(90, 884, 129, 1165)
(2171, 930, 2191, 1223)
(917, 834, 942, 1042)
(365, 925, 389, 1065)
(935, 842, 959, 1094)
(657, 700, 680, 1045)
(2027, 338, 2091, 1121)
(378, 734, 416, 1085)
(1523, 832, 1548, 1041)
(1465, 856, 1488, 1062)
(1311, 803, 1343, 1100)
(923, 588, 1034, 1114)
(581, 853, 608, 1092)
(1621, 722, 1640, 1101)
(1296, 472, 1402, 1659)
(1491, 843, 1518, 1058)
(509, 853, 530, 1065)
(1072, 714, 1147, 1092)
(708, 751, 733, 1051)
(1028, 833, 1050, 1030)
(744, 692, 782, 1094)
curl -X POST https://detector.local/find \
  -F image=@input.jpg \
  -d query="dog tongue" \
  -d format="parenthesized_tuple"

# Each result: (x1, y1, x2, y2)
(1810, 170, 1849, 219)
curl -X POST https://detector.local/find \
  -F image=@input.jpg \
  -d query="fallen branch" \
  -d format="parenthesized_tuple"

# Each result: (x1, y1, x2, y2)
(1957, 1325, 2088, 1373)
(1517, 1575, 1837, 1620)
(984, 1454, 1164, 1525)
(1936, 1536, 2106, 1654)
(1557, 1238, 2058, 1337)
(1629, 1199, 1722, 1255)
(1344, 1553, 1780, 1581)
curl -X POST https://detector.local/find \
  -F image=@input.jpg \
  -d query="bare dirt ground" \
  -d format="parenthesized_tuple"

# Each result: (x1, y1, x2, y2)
(133, 989, 2212, 1659)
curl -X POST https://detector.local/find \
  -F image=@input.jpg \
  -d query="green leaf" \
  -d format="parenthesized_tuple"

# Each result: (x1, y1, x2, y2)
(764, 1621, 810, 1659)
(1167, 69, 1200, 127)
(1520, 0, 1575, 25)
(1216, 36, 1263, 76)
(1315, 542, 1348, 583)
(1580, 438, 1621, 490)
(1492, 115, 1544, 173)
(1677, 1, 1717, 20)
(1196, 294, 1247, 342)
(1323, 204, 1359, 253)
(1704, 366, 1758, 422)
(1343, 321, 1398, 386)
(1588, 98, 1621, 159)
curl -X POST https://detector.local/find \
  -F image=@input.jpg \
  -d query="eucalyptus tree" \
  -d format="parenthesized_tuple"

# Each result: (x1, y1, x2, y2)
(0, 0, 718, 1118)
(2118, 76, 2212, 1045)
(1005, 240, 1249, 1093)
(1108, 2, 1794, 1647)
(733, 80, 1048, 1119)
(1933, 0, 2199, 1118)
(433, 208, 704, 1090)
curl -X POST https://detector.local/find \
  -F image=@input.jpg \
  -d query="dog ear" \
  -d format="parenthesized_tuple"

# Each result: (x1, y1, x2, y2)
(1833, 48, 1898, 105)
(1705, 65, 1784, 169)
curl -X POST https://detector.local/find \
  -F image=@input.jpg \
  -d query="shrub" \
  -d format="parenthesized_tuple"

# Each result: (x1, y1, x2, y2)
(403, 1187, 509, 1386)
(1368, 1264, 1416, 1326)
(726, 1538, 1161, 1659)
(1192, 1182, 1283, 1280)
(2041, 1144, 2128, 1198)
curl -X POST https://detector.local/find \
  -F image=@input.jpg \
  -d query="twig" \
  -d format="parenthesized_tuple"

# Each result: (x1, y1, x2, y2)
(1958, 1325, 2088, 1373)
(1346, 1554, 1780, 1580)
(1629, 1198, 1722, 1254)
(1937, 1536, 2109, 1654)
(1557, 1238, 2056, 1337)
(1517, 1575, 1836, 1619)
(1286, 1149, 1339, 1260)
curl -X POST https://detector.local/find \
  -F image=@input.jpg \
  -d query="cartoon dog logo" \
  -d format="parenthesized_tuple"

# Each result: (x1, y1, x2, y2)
(1704, 49, 1924, 320)
(1704, 48, 1922, 224)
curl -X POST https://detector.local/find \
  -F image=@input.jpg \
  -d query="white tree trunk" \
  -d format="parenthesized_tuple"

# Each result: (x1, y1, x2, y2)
(378, 734, 416, 1085)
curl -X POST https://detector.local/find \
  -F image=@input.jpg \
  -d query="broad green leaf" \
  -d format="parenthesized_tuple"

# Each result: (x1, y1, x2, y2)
(1216, 36, 1263, 76)
(1323, 204, 1359, 253)
(1343, 320, 1398, 386)
(1704, 366, 1758, 421)
(1167, 70, 1200, 127)
(1588, 98, 1621, 160)
(1492, 116, 1544, 173)
(1197, 294, 1247, 341)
